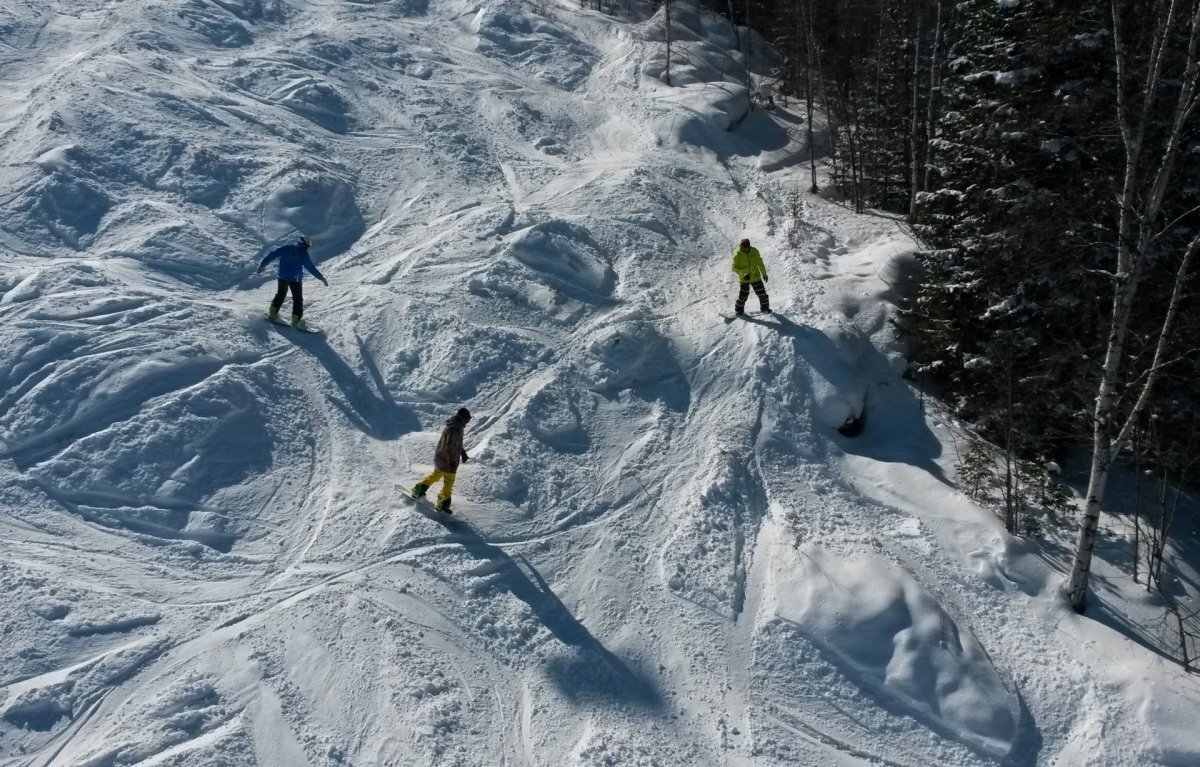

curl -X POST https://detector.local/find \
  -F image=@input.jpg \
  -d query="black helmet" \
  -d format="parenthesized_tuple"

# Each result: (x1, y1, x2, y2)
(298, 235, 313, 248)
(456, 407, 472, 422)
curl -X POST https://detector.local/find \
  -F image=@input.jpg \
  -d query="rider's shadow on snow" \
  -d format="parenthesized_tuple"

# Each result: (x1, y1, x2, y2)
(746, 313, 948, 483)
(284, 331, 420, 439)
(450, 523, 664, 711)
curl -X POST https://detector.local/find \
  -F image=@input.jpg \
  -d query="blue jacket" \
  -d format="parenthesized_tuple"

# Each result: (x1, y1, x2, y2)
(258, 245, 325, 282)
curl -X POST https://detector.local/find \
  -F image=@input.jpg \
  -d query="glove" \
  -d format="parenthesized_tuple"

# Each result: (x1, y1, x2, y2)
(741, 274, 751, 282)
(460, 450, 469, 464)
(763, 275, 769, 282)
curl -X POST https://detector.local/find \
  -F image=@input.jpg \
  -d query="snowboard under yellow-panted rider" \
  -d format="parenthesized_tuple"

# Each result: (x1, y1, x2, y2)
(731, 238, 770, 316)
(412, 408, 472, 514)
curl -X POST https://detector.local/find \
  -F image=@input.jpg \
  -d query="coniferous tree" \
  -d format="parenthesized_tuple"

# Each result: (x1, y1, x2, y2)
(910, 0, 1088, 453)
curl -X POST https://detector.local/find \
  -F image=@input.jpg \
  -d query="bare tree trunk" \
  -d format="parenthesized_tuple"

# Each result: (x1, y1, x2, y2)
(1152, 468, 1170, 587)
(745, 0, 753, 107)
(1003, 351, 1017, 534)
(1066, 0, 1200, 612)
(817, 46, 839, 189)
(1174, 604, 1190, 672)
(1132, 419, 1142, 583)
(727, 0, 741, 53)
(909, 1, 923, 221)
(802, 0, 818, 192)
(846, 86, 864, 212)
(664, 0, 672, 86)
(923, 0, 944, 193)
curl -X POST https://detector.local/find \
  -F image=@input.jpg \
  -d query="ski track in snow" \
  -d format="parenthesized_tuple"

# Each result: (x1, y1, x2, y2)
(1, 1, 1199, 765)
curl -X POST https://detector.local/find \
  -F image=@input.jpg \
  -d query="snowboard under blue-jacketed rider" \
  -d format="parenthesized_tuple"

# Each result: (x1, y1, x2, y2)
(257, 235, 328, 327)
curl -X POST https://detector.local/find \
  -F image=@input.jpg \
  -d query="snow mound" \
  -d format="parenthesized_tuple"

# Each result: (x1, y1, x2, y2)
(523, 371, 590, 453)
(261, 170, 364, 254)
(402, 319, 548, 400)
(107, 220, 240, 289)
(507, 218, 616, 300)
(9, 169, 111, 250)
(585, 314, 688, 411)
(343, 0, 428, 18)
(472, 1, 597, 90)
(801, 325, 872, 433)
(177, 1, 254, 48)
(765, 544, 1021, 759)
(223, 55, 354, 132)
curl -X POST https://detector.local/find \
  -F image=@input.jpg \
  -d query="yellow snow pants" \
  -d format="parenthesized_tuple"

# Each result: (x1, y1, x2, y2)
(419, 469, 457, 503)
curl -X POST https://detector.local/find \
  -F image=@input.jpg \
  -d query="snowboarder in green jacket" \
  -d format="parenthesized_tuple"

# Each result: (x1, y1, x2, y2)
(731, 238, 770, 315)
(412, 408, 471, 514)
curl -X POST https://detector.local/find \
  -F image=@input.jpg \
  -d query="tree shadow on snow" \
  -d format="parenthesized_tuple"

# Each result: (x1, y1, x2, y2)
(1024, 505, 1190, 666)
(1089, 590, 1184, 666)
(676, 99, 792, 161)
(1085, 467, 1200, 599)
(1005, 693, 1045, 767)
(744, 313, 949, 484)
(447, 521, 663, 712)
(278, 329, 419, 439)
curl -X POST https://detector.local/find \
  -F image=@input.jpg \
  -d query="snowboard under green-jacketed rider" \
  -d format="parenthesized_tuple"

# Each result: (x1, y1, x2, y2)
(257, 235, 328, 328)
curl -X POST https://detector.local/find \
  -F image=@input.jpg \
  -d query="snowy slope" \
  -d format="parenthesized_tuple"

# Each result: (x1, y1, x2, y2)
(1, 1, 1198, 765)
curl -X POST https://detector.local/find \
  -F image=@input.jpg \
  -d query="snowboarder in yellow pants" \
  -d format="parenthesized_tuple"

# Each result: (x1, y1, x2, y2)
(416, 469, 456, 506)
(412, 407, 471, 514)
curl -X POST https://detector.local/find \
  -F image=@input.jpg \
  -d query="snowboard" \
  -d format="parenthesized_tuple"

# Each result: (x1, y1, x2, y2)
(721, 310, 773, 322)
(398, 486, 455, 519)
(265, 315, 322, 334)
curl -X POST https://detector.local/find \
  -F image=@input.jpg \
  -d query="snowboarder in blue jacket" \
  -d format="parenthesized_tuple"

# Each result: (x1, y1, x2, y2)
(257, 235, 328, 328)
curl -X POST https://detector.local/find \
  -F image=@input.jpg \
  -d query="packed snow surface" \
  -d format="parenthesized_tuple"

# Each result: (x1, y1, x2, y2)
(1, 1, 1198, 765)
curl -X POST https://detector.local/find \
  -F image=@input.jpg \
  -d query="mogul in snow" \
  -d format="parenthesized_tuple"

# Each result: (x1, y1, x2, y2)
(412, 407, 472, 514)
(731, 238, 771, 316)
(257, 235, 328, 329)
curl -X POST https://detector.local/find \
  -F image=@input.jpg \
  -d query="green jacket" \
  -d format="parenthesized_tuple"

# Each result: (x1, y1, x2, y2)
(732, 246, 767, 284)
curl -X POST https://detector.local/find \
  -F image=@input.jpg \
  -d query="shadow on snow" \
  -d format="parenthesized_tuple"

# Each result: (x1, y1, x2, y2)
(743, 312, 949, 484)
(277, 328, 420, 439)
(446, 518, 664, 712)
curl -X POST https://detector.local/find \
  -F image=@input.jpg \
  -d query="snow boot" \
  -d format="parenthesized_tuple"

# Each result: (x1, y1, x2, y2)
(290, 314, 304, 328)
(267, 307, 279, 320)
(435, 498, 452, 515)
(411, 483, 428, 498)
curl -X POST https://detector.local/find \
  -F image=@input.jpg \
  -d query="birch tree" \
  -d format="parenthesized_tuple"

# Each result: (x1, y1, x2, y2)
(1065, 0, 1200, 612)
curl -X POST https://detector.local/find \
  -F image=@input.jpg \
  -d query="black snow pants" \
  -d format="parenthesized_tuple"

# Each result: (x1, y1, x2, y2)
(271, 279, 304, 318)
(735, 280, 770, 313)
